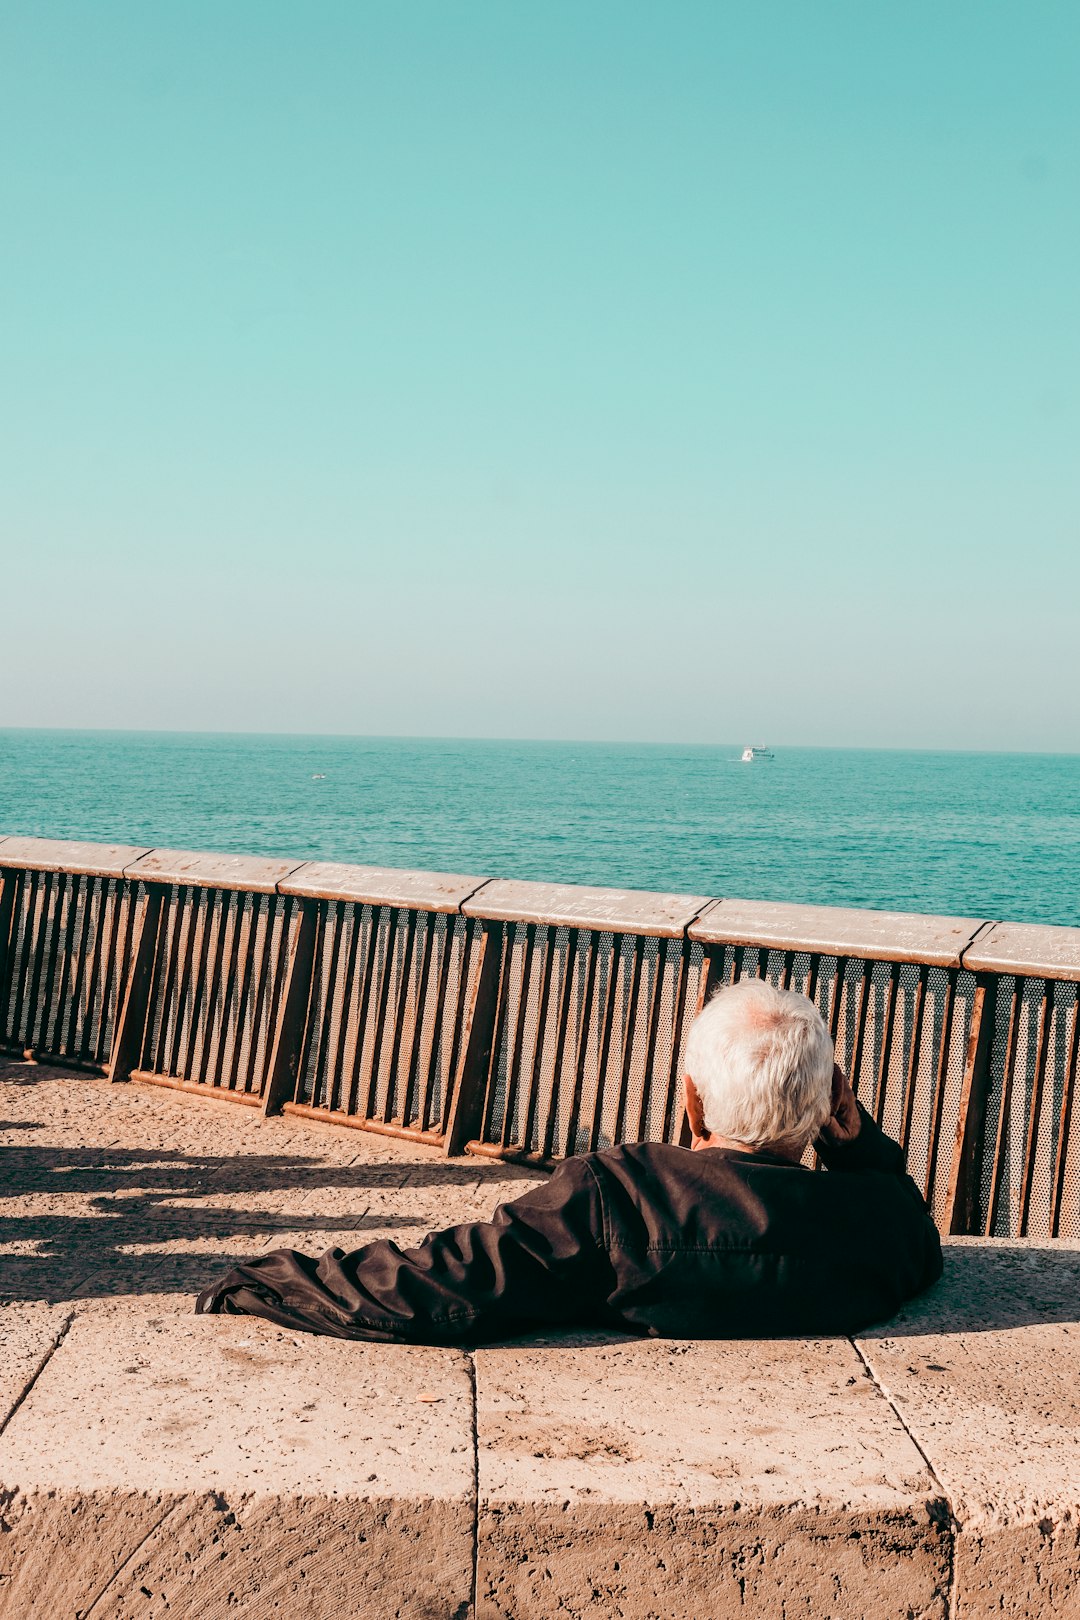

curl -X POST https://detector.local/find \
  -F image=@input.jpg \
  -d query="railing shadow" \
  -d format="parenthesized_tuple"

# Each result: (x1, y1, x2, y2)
(860, 1241, 1080, 1336)
(0, 1139, 536, 1304)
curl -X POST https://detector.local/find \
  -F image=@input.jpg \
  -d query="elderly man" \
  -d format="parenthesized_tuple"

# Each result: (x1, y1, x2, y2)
(196, 980, 942, 1339)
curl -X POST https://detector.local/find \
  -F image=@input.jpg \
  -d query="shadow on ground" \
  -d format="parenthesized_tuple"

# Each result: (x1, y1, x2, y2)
(0, 1141, 534, 1304)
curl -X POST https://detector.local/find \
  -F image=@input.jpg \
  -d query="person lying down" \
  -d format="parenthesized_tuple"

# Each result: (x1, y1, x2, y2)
(196, 979, 942, 1342)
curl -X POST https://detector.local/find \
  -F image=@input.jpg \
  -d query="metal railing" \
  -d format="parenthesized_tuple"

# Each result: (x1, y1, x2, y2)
(1, 834, 1078, 1239)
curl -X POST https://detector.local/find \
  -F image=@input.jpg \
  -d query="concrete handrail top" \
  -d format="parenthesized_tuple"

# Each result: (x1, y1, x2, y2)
(690, 897, 992, 967)
(962, 920, 1080, 981)
(0, 836, 154, 880)
(279, 860, 488, 912)
(463, 877, 712, 937)
(123, 848, 307, 894)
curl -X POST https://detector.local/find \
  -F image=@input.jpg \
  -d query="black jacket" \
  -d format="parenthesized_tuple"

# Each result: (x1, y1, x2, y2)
(196, 1104, 942, 1341)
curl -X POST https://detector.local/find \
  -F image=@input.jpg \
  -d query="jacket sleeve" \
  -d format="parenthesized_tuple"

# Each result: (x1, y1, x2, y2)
(195, 1155, 613, 1342)
(816, 1101, 943, 1293)
(815, 1100, 908, 1174)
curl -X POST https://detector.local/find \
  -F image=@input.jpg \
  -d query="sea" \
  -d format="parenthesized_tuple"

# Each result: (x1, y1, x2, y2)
(1, 730, 1078, 928)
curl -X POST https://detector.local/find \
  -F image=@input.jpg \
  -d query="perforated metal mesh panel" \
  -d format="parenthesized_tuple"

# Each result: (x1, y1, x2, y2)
(979, 976, 1080, 1237)
(295, 902, 485, 1137)
(139, 886, 296, 1099)
(0, 869, 140, 1069)
(474, 925, 707, 1159)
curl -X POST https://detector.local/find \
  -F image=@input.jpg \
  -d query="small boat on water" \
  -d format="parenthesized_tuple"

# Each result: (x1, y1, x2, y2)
(741, 745, 774, 762)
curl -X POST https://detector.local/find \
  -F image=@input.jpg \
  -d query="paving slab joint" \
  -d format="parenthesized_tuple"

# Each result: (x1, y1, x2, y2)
(0, 1311, 74, 1443)
(851, 1336, 960, 1619)
(467, 1350, 480, 1614)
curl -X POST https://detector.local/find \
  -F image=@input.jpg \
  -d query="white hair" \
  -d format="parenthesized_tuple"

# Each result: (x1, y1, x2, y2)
(684, 979, 835, 1151)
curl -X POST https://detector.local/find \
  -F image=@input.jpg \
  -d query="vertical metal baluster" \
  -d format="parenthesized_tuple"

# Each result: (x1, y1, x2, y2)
(364, 909, 404, 1118)
(541, 929, 580, 1161)
(17, 871, 47, 1050)
(244, 896, 276, 1095)
(896, 967, 927, 1156)
(563, 936, 602, 1159)
(400, 912, 437, 1128)
(589, 934, 625, 1153)
(634, 940, 666, 1143)
(1050, 988, 1080, 1237)
(223, 893, 257, 1091)
(203, 892, 239, 1089)
(924, 969, 958, 1207)
(312, 903, 345, 1111)
(346, 906, 382, 1117)
(327, 904, 362, 1114)
(418, 912, 453, 1135)
(846, 961, 872, 1097)
(874, 963, 900, 1125)
(985, 979, 1023, 1237)
(521, 926, 557, 1155)
(1017, 981, 1052, 1236)
(34, 873, 66, 1053)
(500, 923, 537, 1149)
(611, 935, 646, 1146)
(663, 941, 695, 1144)
(48, 873, 80, 1053)
(184, 887, 220, 1082)
(165, 887, 197, 1076)
(64, 877, 95, 1057)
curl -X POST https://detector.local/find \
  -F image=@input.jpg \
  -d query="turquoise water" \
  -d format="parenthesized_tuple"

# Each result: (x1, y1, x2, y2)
(1, 730, 1078, 927)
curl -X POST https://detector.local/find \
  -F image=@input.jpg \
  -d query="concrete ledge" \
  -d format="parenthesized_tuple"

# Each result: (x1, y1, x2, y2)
(475, 1336, 950, 1619)
(123, 849, 306, 893)
(858, 1240, 1080, 1620)
(280, 860, 488, 913)
(691, 897, 990, 967)
(0, 1315, 474, 1620)
(962, 920, 1080, 980)
(0, 837, 153, 879)
(463, 879, 711, 937)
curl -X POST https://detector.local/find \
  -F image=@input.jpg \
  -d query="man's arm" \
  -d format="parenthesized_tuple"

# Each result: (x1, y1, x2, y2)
(813, 1065, 907, 1174)
(815, 1066, 943, 1292)
(196, 1155, 614, 1341)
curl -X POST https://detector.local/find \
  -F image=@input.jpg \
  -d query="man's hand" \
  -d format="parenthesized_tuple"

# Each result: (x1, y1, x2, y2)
(820, 1064, 861, 1145)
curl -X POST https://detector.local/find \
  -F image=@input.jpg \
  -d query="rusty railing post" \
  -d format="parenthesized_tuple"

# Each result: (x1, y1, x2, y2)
(943, 972, 998, 1234)
(263, 898, 318, 1115)
(108, 886, 164, 1083)
(445, 920, 504, 1156)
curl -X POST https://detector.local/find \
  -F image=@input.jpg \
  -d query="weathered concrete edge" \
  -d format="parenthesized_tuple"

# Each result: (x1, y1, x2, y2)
(0, 1303, 1044, 1620)
(5, 832, 1080, 976)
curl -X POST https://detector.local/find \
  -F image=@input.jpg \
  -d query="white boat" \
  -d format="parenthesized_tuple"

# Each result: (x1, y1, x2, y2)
(741, 745, 774, 762)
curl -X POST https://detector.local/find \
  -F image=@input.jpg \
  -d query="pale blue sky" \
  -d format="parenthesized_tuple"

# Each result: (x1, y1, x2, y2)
(2, 2, 1077, 748)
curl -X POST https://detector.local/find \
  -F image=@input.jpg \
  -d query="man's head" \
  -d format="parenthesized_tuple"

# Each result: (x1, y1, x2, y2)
(683, 979, 835, 1158)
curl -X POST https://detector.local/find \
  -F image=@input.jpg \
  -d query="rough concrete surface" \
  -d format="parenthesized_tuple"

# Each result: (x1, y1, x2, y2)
(858, 1239, 1080, 1620)
(0, 1302, 70, 1430)
(475, 1336, 950, 1619)
(0, 1313, 474, 1620)
(5, 1061, 1080, 1619)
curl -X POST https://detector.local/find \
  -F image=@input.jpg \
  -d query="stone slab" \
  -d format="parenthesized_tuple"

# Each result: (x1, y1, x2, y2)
(690, 898, 990, 967)
(0, 1304, 70, 1428)
(281, 859, 487, 913)
(0, 835, 152, 879)
(123, 847, 306, 893)
(857, 1238, 1080, 1620)
(962, 921, 1080, 982)
(475, 1336, 950, 1620)
(0, 1312, 474, 1619)
(464, 878, 711, 938)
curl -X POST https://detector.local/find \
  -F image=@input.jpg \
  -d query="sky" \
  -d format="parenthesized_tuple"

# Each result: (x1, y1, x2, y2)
(2, 1, 1078, 750)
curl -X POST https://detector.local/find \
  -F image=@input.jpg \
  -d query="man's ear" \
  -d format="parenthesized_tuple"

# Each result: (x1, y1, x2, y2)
(683, 1074, 710, 1146)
